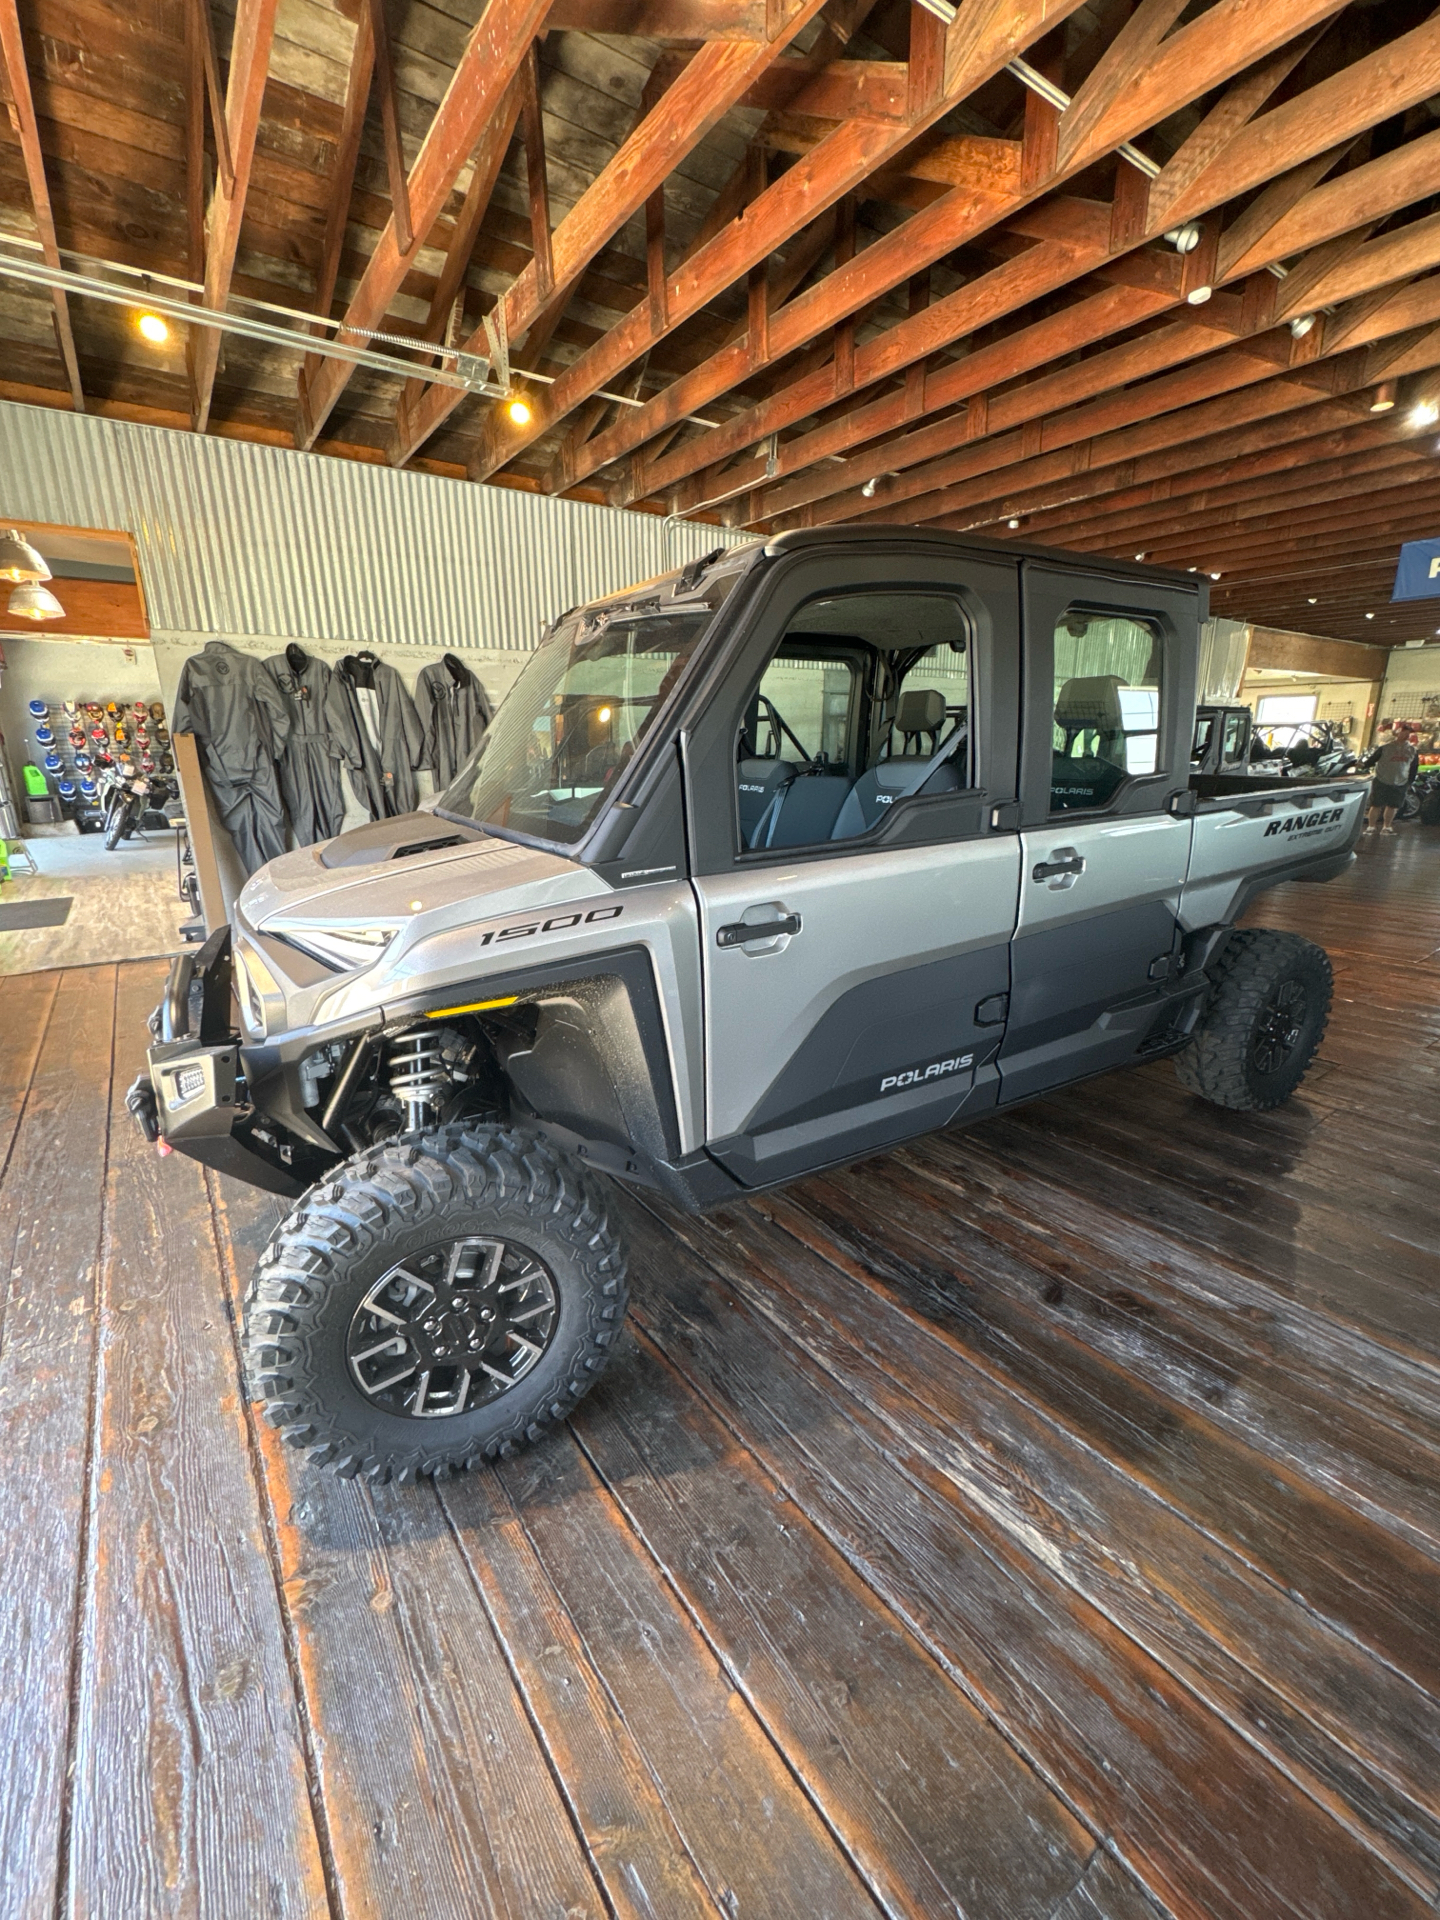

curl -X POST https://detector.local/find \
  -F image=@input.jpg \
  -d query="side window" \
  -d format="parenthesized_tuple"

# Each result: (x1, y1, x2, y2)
(737, 589, 972, 852)
(1222, 709, 1249, 765)
(1050, 610, 1162, 813)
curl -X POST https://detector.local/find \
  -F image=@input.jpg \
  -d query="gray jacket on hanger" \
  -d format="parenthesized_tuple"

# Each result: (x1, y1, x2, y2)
(171, 639, 290, 875)
(417, 653, 491, 790)
(265, 645, 347, 845)
(325, 652, 429, 818)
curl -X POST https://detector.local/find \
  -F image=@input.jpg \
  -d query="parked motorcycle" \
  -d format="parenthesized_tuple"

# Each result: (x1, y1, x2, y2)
(100, 763, 175, 850)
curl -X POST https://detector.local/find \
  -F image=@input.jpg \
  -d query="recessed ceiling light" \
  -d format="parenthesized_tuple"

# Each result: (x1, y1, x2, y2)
(137, 312, 169, 345)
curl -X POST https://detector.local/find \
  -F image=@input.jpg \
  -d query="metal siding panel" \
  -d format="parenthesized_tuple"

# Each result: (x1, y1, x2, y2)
(0, 401, 755, 650)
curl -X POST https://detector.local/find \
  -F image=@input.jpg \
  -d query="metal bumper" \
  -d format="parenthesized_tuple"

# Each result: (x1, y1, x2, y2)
(138, 925, 308, 1198)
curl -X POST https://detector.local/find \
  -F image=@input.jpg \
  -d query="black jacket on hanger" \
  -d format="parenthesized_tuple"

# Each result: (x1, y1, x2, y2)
(325, 652, 428, 818)
(171, 639, 290, 874)
(417, 652, 491, 790)
(264, 644, 347, 845)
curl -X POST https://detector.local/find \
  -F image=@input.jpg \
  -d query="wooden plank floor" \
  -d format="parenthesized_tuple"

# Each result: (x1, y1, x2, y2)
(2, 832, 1438, 1920)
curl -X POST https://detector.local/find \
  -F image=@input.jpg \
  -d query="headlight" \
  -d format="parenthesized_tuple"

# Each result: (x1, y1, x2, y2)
(274, 924, 398, 973)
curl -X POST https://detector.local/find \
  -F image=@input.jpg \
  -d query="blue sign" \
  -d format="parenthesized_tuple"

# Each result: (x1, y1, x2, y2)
(1391, 537, 1440, 601)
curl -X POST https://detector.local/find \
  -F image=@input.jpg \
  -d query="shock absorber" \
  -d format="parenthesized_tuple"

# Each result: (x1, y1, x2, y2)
(387, 1030, 449, 1132)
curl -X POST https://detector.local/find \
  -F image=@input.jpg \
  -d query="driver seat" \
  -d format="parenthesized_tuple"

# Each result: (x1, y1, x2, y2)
(737, 756, 793, 843)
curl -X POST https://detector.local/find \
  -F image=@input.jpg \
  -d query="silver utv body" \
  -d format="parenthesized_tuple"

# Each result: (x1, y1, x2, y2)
(143, 529, 1366, 1206)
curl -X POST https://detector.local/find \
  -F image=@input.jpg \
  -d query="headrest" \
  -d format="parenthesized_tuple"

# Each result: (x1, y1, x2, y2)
(896, 687, 945, 733)
(1056, 675, 1125, 731)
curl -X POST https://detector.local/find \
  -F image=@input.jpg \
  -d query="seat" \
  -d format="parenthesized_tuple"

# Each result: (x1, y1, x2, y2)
(892, 687, 945, 755)
(1055, 675, 1126, 763)
(737, 756, 794, 843)
(751, 773, 852, 848)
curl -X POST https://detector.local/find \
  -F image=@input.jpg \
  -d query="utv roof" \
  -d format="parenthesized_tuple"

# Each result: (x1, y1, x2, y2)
(759, 525, 1209, 597)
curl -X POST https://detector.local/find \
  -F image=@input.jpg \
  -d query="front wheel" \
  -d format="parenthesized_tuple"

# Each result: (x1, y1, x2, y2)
(1173, 929, 1332, 1111)
(104, 799, 135, 850)
(243, 1125, 629, 1482)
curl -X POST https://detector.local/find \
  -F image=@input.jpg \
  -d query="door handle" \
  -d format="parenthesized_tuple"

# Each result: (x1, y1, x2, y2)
(1032, 851, 1085, 882)
(717, 912, 801, 949)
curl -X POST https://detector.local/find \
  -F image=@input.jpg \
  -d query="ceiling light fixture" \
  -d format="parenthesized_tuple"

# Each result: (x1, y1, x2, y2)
(1210, 571, 1222, 580)
(505, 393, 532, 427)
(7, 582, 64, 621)
(1006, 516, 1022, 529)
(861, 477, 878, 498)
(137, 312, 169, 344)
(1308, 596, 1319, 604)
(1186, 285, 1213, 306)
(0, 527, 49, 583)
(1164, 223, 1201, 255)
(1409, 400, 1440, 429)
(1135, 552, 1147, 561)
(1370, 381, 1397, 413)
(1289, 313, 1317, 339)
(1366, 612, 1375, 619)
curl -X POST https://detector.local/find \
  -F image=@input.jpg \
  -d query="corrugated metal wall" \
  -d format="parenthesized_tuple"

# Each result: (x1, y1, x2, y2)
(0, 401, 751, 648)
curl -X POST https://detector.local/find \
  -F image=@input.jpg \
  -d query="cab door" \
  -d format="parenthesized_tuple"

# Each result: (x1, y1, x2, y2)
(998, 562, 1200, 1105)
(684, 547, 1022, 1189)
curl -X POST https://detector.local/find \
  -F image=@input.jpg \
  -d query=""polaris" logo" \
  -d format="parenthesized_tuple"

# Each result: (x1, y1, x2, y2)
(880, 1051, 974, 1094)
(1263, 806, 1344, 838)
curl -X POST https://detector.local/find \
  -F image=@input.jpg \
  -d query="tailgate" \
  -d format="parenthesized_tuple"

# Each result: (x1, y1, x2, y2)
(1181, 781, 1368, 929)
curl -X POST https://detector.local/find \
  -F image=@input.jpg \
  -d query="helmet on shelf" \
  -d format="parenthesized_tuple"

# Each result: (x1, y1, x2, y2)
(57, 779, 76, 801)
(79, 776, 98, 799)
(34, 723, 55, 745)
(27, 699, 48, 718)
(43, 751, 63, 773)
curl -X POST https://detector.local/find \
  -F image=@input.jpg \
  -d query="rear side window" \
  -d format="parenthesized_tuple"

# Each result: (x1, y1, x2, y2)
(1051, 611, 1162, 812)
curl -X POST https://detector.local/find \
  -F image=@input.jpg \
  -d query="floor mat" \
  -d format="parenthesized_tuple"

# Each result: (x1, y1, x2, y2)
(0, 897, 74, 930)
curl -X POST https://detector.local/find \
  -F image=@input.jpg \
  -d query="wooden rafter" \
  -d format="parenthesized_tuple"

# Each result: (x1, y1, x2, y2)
(365, 0, 412, 255)
(296, 0, 555, 451)
(187, 0, 235, 198)
(190, 0, 280, 434)
(750, 147, 1440, 532)
(562, 0, 1356, 500)
(310, 5, 375, 338)
(0, 0, 83, 411)
(393, 0, 849, 471)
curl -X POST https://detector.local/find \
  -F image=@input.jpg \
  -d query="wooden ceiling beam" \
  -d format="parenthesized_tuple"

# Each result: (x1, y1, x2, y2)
(1126, 480, 1440, 571)
(769, 256, 1440, 533)
(186, 0, 234, 198)
(392, 0, 845, 470)
(1026, 434, 1427, 550)
(189, 0, 279, 433)
(463, 0, 1106, 487)
(907, 334, 1440, 536)
(0, 0, 83, 410)
(364, 0, 412, 256)
(600, 0, 1392, 508)
(309, 4, 374, 337)
(296, 0, 553, 451)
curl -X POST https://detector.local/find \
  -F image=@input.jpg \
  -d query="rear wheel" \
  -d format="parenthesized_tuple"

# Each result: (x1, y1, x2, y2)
(1173, 929, 1332, 1111)
(243, 1124, 628, 1481)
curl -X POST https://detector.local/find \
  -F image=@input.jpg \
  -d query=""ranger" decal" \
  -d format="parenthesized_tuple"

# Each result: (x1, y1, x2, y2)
(1263, 806, 1345, 838)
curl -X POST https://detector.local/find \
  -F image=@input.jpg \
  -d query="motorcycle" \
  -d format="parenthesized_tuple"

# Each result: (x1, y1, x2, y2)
(100, 763, 175, 850)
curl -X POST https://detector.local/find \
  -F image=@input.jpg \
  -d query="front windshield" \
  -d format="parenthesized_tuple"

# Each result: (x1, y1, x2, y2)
(438, 605, 712, 844)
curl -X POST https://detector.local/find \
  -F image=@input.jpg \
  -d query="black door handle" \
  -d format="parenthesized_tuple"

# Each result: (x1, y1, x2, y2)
(1032, 855, 1085, 881)
(717, 913, 801, 948)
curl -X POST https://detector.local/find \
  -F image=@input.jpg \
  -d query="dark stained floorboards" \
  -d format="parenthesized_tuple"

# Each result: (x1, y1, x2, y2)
(1, 833, 1437, 1919)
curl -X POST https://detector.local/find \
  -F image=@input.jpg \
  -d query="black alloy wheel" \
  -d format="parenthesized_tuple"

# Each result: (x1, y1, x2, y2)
(1250, 978, 1307, 1079)
(346, 1235, 558, 1419)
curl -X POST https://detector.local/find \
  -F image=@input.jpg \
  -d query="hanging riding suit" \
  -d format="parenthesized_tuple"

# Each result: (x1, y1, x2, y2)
(325, 651, 428, 819)
(171, 640, 290, 875)
(265, 645, 347, 845)
(417, 653, 491, 790)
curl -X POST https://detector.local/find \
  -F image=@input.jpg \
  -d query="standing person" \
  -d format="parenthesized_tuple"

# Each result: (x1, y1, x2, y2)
(1366, 724, 1419, 835)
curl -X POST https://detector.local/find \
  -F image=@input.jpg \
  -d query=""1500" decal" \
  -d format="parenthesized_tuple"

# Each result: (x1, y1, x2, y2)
(1263, 806, 1345, 838)
(476, 904, 624, 946)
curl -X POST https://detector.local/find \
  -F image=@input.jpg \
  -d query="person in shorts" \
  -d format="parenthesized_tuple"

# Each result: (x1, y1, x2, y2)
(1366, 725, 1419, 834)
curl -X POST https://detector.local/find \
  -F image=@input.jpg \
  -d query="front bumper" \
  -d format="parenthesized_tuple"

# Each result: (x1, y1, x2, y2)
(137, 927, 311, 1197)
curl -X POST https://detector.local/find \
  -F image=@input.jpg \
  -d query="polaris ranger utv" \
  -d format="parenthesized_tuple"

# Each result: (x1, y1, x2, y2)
(132, 529, 1368, 1483)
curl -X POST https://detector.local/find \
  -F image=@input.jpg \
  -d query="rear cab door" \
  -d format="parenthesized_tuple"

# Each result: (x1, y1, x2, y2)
(684, 544, 1023, 1188)
(999, 561, 1203, 1104)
